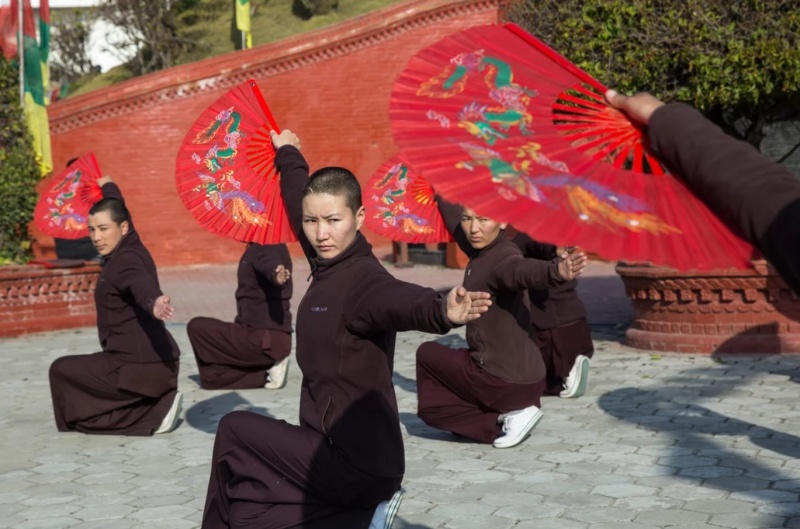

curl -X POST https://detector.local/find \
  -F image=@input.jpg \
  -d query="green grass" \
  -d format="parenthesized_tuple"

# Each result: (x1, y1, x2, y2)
(67, 0, 403, 97)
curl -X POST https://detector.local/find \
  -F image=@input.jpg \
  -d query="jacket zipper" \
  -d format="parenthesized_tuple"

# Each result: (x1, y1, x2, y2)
(321, 396, 334, 445)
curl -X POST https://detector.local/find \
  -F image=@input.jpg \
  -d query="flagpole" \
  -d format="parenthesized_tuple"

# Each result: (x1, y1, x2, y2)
(241, 31, 245, 50)
(18, 0, 24, 108)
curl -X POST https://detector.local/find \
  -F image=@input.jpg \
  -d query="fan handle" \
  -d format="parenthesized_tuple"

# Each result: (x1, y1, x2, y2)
(248, 78, 282, 133)
(503, 23, 608, 95)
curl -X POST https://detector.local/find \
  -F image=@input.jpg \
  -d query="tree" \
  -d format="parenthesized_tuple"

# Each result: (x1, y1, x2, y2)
(292, 0, 339, 20)
(96, 0, 195, 76)
(503, 0, 800, 152)
(0, 57, 40, 264)
(50, 8, 95, 85)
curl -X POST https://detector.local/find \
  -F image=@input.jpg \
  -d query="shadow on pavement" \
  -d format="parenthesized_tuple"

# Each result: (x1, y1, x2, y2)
(185, 392, 273, 434)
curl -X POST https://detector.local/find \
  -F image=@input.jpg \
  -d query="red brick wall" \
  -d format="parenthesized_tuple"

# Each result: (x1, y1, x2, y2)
(43, 0, 502, 266)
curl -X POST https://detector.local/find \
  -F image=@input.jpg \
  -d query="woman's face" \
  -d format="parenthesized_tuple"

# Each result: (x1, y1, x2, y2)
(460, 207, 506, 250)
(301, 192, 364, 259)
(88, 210, 129, 256)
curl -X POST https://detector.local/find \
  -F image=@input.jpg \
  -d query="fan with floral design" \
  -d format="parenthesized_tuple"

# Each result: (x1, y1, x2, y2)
(175, 78, 297, 244)
(364, 155, 453, 243)
(34, 152, 103, 239)
(389, 23, 754, 270)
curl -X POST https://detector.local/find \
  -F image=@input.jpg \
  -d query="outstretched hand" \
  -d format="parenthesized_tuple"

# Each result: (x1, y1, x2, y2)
(445, 286, 492, 325)
(274, 264, 291, 286)
(555, 248, 588, 281)
(153, 295, 174, 321)
(97, 175, 113, 187)
(604, 90, 665, 126)
(270, 129, 301, 151)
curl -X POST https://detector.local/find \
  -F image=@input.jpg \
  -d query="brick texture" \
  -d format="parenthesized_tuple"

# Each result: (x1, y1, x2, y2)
(41, 0, 502, 267)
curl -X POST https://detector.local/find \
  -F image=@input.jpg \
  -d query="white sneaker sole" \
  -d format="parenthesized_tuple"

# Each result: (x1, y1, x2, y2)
(492, 408, 544, 449)
(155, 392, 182, 435)
(368, 490, 403, 529)
(383, 490, 403, 529)
(560, 355, 590, 399)
(265, 357, 289, 390)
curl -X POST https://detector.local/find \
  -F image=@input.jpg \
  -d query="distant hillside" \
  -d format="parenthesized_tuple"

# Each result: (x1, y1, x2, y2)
(68, 0, 403, 97)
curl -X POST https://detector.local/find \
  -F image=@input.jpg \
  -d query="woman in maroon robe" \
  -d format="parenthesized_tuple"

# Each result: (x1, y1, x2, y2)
(508, 228, 593, 398)
(187, 242, 293, 390)
(48, 177, 182, 436)
(200, 130, 492, 529)
(415, 198, 586, 449)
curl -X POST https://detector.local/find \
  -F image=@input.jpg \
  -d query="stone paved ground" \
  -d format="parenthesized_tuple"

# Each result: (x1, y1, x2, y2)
(2, 258, 800, 529)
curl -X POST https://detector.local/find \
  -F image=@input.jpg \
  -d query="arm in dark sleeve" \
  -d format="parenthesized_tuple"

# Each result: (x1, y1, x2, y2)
(436, 195, 473, 256)
(253, 245, 289, 288)
(650, 103, 800, 295)
(275, 146, 316, 261)
(101, 182, 125, 202)
(346, 272, 454, 335)
(488, 253, 563, 291)
(511, 230, 557, 260)
(116, 255, 164, 316)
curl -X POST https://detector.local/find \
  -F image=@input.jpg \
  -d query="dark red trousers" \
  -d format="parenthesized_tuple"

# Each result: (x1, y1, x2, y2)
(415, 341, 546, 444)
(188, 317, 292, 390)
(49, 352, 178, 436)
(202, 411, 400, 529)
(535, 318, 594, 396)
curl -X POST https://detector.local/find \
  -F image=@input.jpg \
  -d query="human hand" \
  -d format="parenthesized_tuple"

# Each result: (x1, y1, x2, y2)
(604, 90, 665, 126)
(445, 286, 492, 325)
(270, 129, 301, 151)
(153, 295, 174, 321)
(274, 264, 291, 286)
(97, 175, 113, 187)
(555, 248, 588, 281)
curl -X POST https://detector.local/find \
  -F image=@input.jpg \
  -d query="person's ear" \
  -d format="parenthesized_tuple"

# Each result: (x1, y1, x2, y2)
(500, 222, 508, 230)
(355, 205, 366, 231)
(120, 220, 130, 236)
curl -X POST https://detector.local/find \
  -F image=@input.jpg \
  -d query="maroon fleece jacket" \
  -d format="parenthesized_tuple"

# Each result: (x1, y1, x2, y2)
(94, 183, 180, 365)
(234, 243, 293, 333)
(276, 145, 454, 479)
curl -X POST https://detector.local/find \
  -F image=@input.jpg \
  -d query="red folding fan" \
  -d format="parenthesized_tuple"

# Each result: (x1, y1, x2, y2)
(389, 23, 755, 271)
(34, 152, 103, 239)
(175, 78, 297, 244)
(364, 155, 453, 244)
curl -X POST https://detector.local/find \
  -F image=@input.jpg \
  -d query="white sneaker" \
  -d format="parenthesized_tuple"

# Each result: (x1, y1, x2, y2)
(265, 357, 289, 390)
(155, 392, 182, 434)
(492, 405, 543, 449)
(369, 490, 403, 529)
(560, 355, 590, 398)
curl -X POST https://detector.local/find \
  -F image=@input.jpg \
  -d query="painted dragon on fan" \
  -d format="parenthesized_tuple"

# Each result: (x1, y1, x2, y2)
(193, 107, 245, 174)
(44, 205, 85, 232)
(375, 205, 435, 236)
(188, 107, 271, 228)
(51, 169, 83, 207)
(419, 50, 536, 144)
(454, 141, 681, 236)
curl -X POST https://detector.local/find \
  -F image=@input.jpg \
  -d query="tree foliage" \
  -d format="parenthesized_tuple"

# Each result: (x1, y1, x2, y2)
(503, 0, 800, 149)
(0, 57, 40, 264)
(51, 8, 96, 84)
(97, 0, 195, 76)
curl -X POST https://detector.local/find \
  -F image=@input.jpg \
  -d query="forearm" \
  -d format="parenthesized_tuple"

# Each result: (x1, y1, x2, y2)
(101, 182, 124, 202)
(275, 146, 315, 259)
(436, 195, 472, 255)
(650, 103, 800, 248)
(492, 258, 562, 291)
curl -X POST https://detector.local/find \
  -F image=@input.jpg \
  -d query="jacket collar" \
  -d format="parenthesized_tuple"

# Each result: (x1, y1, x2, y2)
(101, 229, 141, 265)
(471, 229, 507, 258)
(309, 232, 372, 279)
